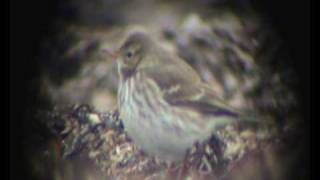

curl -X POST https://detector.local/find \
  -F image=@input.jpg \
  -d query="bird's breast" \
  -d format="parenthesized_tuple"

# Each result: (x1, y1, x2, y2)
(117, 74, 211, 161)
(118, 74, 160, 125)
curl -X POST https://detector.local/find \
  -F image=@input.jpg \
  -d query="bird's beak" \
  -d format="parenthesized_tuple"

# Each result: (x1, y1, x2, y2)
(111, 50, 120, 61)
(100, 48, 120, 61)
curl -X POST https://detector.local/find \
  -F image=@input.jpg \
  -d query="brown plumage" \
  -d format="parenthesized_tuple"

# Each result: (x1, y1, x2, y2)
(115, 29, 257, 161)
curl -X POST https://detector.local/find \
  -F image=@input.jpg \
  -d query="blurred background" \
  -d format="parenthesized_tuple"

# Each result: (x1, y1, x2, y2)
(10, 0, 310, 179)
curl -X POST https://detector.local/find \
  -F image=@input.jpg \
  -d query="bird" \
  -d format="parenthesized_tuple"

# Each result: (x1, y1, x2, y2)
(113, 29, 258, 161)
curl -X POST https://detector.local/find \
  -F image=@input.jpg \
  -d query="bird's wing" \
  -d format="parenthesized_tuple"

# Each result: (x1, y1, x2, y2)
(145, 58, 240, 118)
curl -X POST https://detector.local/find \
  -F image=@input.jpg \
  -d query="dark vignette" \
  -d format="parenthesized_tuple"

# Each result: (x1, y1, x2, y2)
(9, 0, 310, 179)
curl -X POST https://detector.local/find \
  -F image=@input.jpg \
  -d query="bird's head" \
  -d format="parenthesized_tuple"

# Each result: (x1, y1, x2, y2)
(113, 30, 155, 80)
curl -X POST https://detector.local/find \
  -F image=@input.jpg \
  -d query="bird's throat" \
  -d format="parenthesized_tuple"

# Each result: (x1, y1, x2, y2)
(120, 66, 136, 81)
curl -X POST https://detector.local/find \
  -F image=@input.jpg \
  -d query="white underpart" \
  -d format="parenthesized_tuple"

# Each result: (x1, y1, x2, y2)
(117, 69, 211, 161)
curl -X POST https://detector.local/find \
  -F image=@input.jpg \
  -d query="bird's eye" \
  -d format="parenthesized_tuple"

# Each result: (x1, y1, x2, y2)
(126, 51, 133, 59)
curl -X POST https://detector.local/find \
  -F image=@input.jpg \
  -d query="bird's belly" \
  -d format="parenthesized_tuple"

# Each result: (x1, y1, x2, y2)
(119, 82, 208, 161)
(121, 105, 199, 161)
